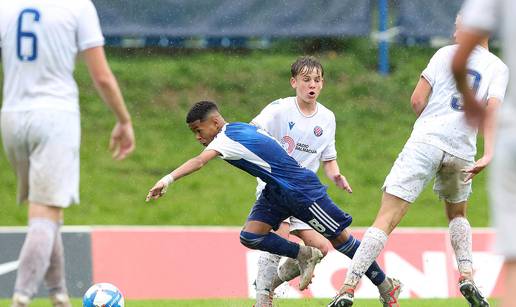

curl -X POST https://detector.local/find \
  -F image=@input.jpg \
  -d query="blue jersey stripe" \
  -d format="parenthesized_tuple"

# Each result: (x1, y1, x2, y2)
(222, 122, 327, 202)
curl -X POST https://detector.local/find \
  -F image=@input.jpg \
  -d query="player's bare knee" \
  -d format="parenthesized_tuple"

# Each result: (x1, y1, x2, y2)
(315, 242, 330, 256)
(28, 202, 62, 222)
(445, 201, 467, 221)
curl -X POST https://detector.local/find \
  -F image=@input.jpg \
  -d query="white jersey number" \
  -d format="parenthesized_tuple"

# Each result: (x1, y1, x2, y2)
(451, 69, 481, 111)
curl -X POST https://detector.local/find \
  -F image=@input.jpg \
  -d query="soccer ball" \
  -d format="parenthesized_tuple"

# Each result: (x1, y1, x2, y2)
(83, 283, 125, 307)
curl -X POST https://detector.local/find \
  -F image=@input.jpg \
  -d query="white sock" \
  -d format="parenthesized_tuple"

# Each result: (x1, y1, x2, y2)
(44, 224, 68, 296)
(344, 227, 388, 289)
(256, 252, 282, 294)
(449, 217, 473, 278)
(14, 218, 58, 297)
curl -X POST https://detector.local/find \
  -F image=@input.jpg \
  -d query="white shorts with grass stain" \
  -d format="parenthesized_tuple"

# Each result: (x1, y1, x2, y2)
(383, 141, 474, 204)
(1, 110, 80, 207)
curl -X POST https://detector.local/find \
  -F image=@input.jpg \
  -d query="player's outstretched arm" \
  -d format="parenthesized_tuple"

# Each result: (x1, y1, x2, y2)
(410, 77, 432, 117)
(452, 31, 486, 127)
(82, 46, 135, 160)
(146, 150, 220, 202)
(322, 160, 352, 193)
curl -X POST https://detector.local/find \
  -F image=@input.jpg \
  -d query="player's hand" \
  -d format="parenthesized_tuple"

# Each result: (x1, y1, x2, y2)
(463, 155, 491, 182)
(109, 121, 135, 160)
(333, 174, 352, 194)
(146, 181, 168, 202)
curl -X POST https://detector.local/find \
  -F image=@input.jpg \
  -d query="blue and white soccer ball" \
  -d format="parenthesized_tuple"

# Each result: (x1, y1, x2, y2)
(83, 282, 125, 307)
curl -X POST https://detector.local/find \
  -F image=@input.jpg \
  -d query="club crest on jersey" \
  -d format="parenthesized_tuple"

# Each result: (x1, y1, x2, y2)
(313, 126, 323, 137)
(288, 122, 295, 130)
(280, 136, 296, 154)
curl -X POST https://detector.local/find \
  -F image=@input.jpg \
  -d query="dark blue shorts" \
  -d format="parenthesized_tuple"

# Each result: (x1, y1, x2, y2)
(247, 193, 352, 240)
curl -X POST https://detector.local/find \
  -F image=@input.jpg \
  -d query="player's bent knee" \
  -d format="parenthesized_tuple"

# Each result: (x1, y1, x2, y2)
(293, 229, 331, 256)
(315, 243, 330, 256)
(239, 230, 266, 250)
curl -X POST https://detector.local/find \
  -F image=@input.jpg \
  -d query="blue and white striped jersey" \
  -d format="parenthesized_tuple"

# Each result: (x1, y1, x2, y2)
(206, 122, 327, 203)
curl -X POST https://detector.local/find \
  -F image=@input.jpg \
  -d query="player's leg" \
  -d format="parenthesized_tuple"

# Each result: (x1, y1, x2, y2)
(445, 201, 473, 279)
(333, 227, 403, 307)
(292, 224, 330, 256)
(10, 111, 79, 307)
(326, 194, 407, 307)
(44, 219, 72, 307)
(436, 153, 488, 306)
(446, 201, 488, 306)
(330, 143, 442, 306)
(275, 218, 330, 286)
(12, 204, 61, 307)
(338, 193, 408, 290)
(255, 221, 290, 307)
(241, 195, 322, 290)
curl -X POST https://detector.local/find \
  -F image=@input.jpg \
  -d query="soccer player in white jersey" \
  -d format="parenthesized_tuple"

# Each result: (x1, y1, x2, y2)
(147, 101, 398, 305)
(452, 1, 516, 306)
(328, 15, 508, 307)
(251, 56, 400, 307)
(0, 1, 135, 306)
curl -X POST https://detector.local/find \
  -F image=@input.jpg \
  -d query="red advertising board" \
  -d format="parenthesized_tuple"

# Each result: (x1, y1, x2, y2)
(91, 227, 504, 299)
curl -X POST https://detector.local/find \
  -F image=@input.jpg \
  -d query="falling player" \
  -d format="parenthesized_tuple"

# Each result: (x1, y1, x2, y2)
(146, 101, 398, 303)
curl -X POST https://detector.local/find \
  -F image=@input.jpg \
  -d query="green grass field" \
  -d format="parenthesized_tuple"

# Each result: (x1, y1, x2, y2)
(0, 42, 493, 227)
(0, 298, 500, 306)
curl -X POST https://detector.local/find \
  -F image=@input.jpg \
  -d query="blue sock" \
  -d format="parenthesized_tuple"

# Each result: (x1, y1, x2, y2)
(240, 231, 300, 259)
(336, 235, 386, 286)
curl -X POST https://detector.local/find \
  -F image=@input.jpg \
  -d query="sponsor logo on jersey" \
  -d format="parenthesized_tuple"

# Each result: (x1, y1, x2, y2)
(313, 126, 323, 137)
(288, 121, 295, 130)
(280, 136, 296, 154)
(295, 143, 317, 154)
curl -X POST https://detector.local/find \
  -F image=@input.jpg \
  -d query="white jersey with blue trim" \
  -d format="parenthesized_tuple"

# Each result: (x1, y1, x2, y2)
(408, 44, 508, 161)
(461, 0, 516, 131)
(252, 97, 337, 173)
(0, 0, 105, 113)
(252, 97, 337, 197)
(205, 122, 327, 203)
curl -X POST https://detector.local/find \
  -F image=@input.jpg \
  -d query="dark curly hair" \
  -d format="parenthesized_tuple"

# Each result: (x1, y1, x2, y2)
(186, 101, 219, 124)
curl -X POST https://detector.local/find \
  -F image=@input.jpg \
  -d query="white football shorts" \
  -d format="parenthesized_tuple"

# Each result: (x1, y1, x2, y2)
(383, 141, 474, 204)
(1, 110, 80, 207)
(489, 127, 516, 259)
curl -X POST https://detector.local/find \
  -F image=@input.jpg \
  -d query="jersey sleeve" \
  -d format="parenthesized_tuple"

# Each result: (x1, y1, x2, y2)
(251, 99, 282, 133)
(205, 131, 241, 160)
(487, 62, 509, 102)
(76, 1, 105, 51)
(320, 113, 337, 161)
(461, 0, 500, 32)
(421, 48, 446, 87)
